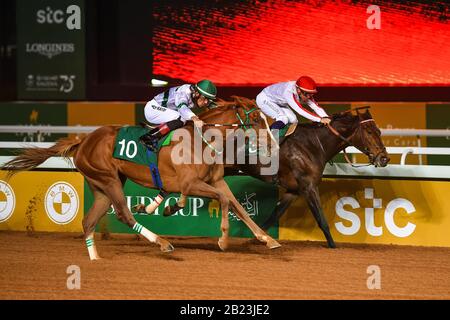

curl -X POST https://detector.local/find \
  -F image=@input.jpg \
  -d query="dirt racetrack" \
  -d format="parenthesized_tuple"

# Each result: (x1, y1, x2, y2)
(0, 231, 449, 300)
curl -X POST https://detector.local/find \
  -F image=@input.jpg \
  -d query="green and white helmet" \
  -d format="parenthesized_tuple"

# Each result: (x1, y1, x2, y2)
(195, 79, 217, 100)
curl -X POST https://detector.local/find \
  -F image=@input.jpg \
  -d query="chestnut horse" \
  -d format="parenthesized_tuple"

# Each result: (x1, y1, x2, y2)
(226, 102, 390, 248)
(1, 100, 280, 260)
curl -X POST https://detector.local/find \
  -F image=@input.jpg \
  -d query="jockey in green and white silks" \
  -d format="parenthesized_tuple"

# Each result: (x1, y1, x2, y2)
(140, 79, 217, 152)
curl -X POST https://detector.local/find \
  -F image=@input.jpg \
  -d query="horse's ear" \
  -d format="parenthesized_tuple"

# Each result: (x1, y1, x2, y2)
(358, 107, 373, 120)
(233, 95, 249, 106)
(351, 106, 371, 118)
(234, 96, 244, 106)
(230, 95, 256, 110)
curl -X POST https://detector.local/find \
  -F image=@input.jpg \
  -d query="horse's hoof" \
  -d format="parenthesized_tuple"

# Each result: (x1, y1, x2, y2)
(266, 239, 282, 249)
(218, 238, 229, 251)
(90, 256, 101, 261)
(160, 242, 175, 253)
(132, 204, 146, 213)
(163, 206, 171, 216)
(163, 206, 176, 217)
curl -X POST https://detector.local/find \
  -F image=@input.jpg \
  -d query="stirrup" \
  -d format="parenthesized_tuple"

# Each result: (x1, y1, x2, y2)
(139, 135, 158, 152)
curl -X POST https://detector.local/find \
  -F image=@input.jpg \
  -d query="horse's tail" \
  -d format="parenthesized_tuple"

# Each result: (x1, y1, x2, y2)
(0, 136, 84, 176)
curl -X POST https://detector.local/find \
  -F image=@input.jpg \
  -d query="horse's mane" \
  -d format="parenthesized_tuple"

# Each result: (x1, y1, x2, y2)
(203, 98, 363, 129)
(215, 95, 256, 110)
(296, 110, 357, 130)
(200, 96, 256, 120)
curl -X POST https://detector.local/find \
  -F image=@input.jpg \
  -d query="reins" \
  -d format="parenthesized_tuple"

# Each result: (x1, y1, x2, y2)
(194, 126, 223, 155)
(235, 107, 258, 130)
(201, 123, 257, 127)
(326, 118, 375, 168)
(195, 106, 259, 154)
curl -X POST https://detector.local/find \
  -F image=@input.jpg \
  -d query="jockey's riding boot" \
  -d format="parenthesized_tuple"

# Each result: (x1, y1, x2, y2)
(139, 118, 185, 152)
(269, 120, 286, 131)
(139, 127, 163, 152)
(269, 120, 287, 141)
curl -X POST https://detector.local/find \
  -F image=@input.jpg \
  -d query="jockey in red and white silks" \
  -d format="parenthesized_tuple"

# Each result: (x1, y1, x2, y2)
(256, 76, 331, 131)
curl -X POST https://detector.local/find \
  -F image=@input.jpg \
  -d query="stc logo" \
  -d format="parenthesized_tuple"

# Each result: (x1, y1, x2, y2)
(335, 188, 416, 238)
(36, 5, 81, 30)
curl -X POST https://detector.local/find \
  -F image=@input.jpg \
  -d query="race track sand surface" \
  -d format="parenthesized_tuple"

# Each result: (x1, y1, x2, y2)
(0, 231, 449, 300)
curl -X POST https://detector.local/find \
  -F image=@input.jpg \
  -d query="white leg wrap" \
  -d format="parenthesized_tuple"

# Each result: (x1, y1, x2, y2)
(145, 194, 164, 214)
(85, 234, 99, 260)
(133, 223, 158, 243)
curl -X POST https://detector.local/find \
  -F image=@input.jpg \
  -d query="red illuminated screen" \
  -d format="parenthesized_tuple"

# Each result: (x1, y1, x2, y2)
(152, 1, 450, 86)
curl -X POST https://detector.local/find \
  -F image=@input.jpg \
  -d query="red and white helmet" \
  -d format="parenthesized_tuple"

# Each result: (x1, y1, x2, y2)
(295, 76, 317, 93)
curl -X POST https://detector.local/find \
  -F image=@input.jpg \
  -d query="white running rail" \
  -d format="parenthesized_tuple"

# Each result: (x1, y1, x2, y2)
(0, 126, 449, 165)
(0, 126, 449, 136)
(0, 125, 100, 134)
(0, 156, 449, 179)
(344, 147, 450, 165)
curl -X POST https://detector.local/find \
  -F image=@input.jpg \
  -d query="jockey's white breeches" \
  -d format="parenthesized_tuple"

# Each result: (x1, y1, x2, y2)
(144, 99, 186, 124)
(256, 92, 298, 125)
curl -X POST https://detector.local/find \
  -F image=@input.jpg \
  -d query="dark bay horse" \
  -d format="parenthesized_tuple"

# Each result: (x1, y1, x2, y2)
(1, 102, 280, 260)
(227, 101, 390, 248)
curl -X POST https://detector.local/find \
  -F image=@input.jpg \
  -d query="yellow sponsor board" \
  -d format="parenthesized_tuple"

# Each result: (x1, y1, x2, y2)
(351, 102, 427, 165)
(280, 178, 450, 247)
(0, 171, 83, 232)
(67, 102, 135, 126)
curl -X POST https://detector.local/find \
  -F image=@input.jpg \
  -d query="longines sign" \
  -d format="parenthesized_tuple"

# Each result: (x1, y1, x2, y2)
(16, 0, 85, 99)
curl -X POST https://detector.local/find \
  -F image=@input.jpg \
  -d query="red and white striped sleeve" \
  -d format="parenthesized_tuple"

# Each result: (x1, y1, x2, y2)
(285, 91, 322, 122)
(307, 99, 329, 117)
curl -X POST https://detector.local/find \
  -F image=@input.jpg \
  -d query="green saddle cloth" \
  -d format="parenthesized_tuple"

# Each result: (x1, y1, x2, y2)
(113, 126, 174, 166)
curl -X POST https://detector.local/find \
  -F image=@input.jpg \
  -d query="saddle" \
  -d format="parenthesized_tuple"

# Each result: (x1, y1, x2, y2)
(113, 126, 174, 190)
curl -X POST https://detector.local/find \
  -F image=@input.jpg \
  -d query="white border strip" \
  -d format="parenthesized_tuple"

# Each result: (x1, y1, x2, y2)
(324, 163, 450, 179)
(0, 156, 449, 179)
(0, 126, 448, 137)
(0, 126, 100, 134)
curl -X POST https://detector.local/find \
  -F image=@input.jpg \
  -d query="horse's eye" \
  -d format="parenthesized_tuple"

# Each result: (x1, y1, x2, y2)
(367, 130, 372, 134)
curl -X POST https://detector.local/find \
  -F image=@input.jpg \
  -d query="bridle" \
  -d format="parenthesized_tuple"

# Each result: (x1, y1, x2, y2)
(195, 105, 260, 154)
(326, 118, 379, 167)
(199, 106, 259, 128)
(235, 107, 259, 130)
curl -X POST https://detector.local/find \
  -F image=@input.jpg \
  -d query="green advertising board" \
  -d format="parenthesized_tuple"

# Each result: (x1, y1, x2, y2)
(0, 102, 67, 155)
(86, 176, 279, 239)
(16, 0, 85, 99)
